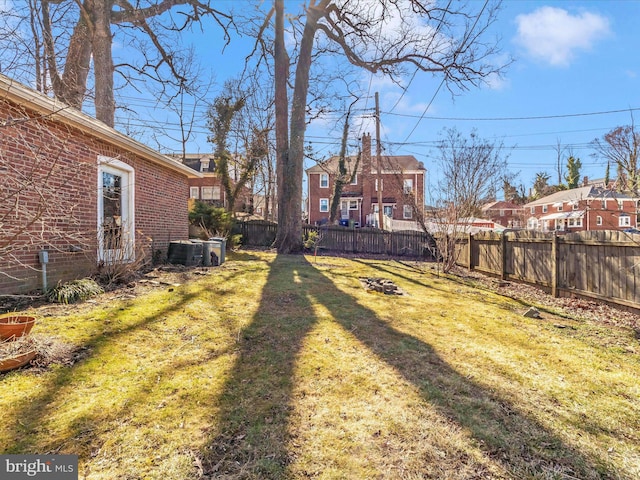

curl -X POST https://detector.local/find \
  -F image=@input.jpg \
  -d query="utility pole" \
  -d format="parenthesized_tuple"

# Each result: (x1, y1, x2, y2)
(375, 92, 384, 230)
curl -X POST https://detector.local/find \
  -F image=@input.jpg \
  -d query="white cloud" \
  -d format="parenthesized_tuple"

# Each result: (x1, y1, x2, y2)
(515, 6, 610, 67)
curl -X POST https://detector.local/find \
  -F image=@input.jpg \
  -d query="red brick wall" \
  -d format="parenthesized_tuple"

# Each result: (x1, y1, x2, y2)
(0, 99, 190, 295)
(527, 199, 638, 231)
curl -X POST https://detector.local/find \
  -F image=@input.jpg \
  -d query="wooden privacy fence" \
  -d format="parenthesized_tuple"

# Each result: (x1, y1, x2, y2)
(232, 220, 438, 259)
(456, 230, 640, 311)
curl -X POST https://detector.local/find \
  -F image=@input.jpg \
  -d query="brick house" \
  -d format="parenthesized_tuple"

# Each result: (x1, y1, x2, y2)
(178, 153, 254, 213)
(0, 75, 201, 295)
(481, 201, 526, 228)
(306, 134, 425, 228)
(524, 186, 639, 232)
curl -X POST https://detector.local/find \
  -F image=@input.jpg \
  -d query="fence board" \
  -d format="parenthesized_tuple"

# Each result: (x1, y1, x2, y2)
(236, 221, 639, 311)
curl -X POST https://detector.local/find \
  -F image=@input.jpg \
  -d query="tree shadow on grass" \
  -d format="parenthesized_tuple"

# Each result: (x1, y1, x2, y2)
(203, 254, 617, 479)
(0, 283, 209, 454)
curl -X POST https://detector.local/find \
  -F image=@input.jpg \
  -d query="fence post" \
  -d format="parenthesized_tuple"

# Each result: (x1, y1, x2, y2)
(467, 233, 473, 270)
(551, 233, 559, 297)
(501, 233, 507, 280)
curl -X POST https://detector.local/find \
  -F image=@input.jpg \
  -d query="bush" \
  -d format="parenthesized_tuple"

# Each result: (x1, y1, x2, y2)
(46, 278, 104, 304)
(189, 201, 235, 239)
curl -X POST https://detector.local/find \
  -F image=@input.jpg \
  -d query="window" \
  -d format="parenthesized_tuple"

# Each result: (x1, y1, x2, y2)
(200, 159, 210, 172)
(320, 173, 329, 188)
(349, 200, 358, 210)
(201, 186, 221, 200)
(557, 204, 563, 212)
(542, 205, 548, 213)
(375, 178, 383, 191)
(189, 187, 199, 199)
(602, 199, 607, 210)
(403, 205, 412, 219)
(596, 216, 603, 226)
(499, 209, 505, 217)
(403, 179, 413, 194)
(619, 215, 631, 227)
(350, 174, 358, 185)
(319, 198, 329, 212)
(618, 201, 624, 211)
(572, 203, 579, 210)
(383, 205, 393, 217)
(568, 218, 583, 228)
(530, 206, 535, 214)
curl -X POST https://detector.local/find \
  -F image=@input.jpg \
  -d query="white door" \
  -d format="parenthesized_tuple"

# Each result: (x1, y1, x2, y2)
(98, 158, 135, 263)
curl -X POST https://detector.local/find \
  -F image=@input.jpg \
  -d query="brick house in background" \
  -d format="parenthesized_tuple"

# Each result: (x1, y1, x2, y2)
(0, 74, 200, 295)
(178, 153, 254, 213)
(524, 185, 639, 232)
(306, 134, 425, 228)
(481, 201, 526, 228)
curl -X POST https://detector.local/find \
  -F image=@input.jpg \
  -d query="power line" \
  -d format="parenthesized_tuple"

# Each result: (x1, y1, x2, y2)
(384, 107, 640, 122)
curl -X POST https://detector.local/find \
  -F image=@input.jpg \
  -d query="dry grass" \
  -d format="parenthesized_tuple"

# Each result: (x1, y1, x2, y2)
(1, 251, 639, 479)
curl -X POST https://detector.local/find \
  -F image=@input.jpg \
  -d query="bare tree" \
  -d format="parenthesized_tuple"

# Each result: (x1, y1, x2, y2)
(1, 1, 234, 127)
(271, 0, 509, 253)
(592, 121, 640, 195)
(430, 128, 508, 273)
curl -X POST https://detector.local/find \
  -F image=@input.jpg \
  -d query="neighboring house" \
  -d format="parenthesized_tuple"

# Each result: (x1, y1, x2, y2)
(482, 201, 526, 228)
(306, 134, 426, 228)
(0, 75, 201, 295)
(178, 153, 253, 213)
(524, 186, 639, 232)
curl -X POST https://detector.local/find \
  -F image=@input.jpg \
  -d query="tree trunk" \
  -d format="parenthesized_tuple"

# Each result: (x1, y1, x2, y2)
(275, 1, 324, 253)
(274, 0, 291, 250)
(43, 0, 93, 109)
(91, 0, 115, 126)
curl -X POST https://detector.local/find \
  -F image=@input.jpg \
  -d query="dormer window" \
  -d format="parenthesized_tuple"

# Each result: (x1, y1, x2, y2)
(200, 159, 210, 172)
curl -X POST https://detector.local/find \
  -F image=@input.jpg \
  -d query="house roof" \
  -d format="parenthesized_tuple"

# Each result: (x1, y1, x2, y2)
(482, 201, 524, 211)
(539, 210, 585, 221)
(524, 186, 637, 207)
(306, 154, 425, 174)
(0, 74, 201, 179)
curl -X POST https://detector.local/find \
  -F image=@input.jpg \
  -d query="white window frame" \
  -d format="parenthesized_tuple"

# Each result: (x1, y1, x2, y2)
(596, 216, 603, 226)
(499, 209, 505, 217)
(530, 206, 535, 214)
(350, 174, 358, 185)
(619, 215, 631, 227)
(403, 205, 412, 219)
(189, 186, 200, 199)
(319, 173, 329, 188)
(403, 178, 413, 194)
(319, 198, 329, 212)
(201, 186, 221, 200)
(542, 205, 548, 213)
(97, 156, 135, 264)
(557, 204, 563, 212)
(568, 218, 583, 228)
(348, 200, 358, 210)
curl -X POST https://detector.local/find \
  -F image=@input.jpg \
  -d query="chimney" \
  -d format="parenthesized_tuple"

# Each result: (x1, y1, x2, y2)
(583, 176, 589, 186)
(362, 133, 372, 173)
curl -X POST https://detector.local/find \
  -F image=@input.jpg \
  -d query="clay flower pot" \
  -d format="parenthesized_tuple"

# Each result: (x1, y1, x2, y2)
(0, 314, 36, 341)
(0, 349, 36, 373)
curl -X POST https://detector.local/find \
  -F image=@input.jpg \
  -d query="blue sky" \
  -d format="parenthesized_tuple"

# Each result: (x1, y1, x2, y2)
(119, 1, 640, 197)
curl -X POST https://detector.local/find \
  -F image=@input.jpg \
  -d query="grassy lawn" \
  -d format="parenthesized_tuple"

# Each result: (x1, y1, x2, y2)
(1, 251, 639, 479)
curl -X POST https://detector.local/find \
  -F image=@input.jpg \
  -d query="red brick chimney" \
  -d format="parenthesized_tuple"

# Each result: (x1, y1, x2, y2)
(362, 133, 371, 173)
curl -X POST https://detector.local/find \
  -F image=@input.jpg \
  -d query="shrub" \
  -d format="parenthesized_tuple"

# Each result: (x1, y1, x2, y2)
(46, 278, 104, 304)
(189, 201, 235, 239)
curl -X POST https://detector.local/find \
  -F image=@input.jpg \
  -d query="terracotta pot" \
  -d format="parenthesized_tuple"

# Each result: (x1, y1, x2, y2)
(0, 315, 36, 341)
(0, 349, 36, 373)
